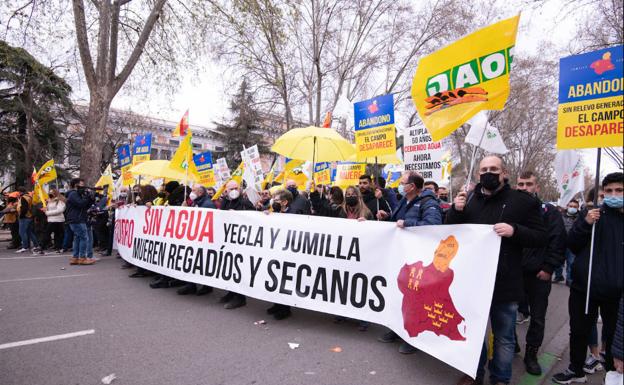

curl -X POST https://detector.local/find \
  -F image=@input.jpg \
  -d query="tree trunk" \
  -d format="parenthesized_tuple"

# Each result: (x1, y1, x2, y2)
(79, 96, 110, 184)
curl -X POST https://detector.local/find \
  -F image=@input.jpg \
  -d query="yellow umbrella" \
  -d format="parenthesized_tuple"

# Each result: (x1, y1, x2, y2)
(271, 126, 355, 163)
(128, 160, 199, 182)
(347, 145, 402, 164)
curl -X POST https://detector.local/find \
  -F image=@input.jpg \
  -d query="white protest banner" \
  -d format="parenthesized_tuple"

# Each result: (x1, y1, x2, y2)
(554, 150, 585, 207)
(114, 206, 500, 377)
(241, 145, 264, 190)
(403, 125, 446, 180)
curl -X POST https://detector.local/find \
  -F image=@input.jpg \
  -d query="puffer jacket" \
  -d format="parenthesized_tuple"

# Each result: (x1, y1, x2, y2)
(390, 189, 443, 226)
(45, 199, 66, 223)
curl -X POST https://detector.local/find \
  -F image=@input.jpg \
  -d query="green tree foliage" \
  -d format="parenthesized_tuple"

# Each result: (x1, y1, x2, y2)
(0, 40, 73, 187)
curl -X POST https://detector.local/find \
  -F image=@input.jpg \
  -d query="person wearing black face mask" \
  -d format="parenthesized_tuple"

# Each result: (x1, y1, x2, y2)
(284, 179, 311, 214)
(309, 186, 346, 218)
(265, 189, 296, 320)
(447, 156, 548, 385)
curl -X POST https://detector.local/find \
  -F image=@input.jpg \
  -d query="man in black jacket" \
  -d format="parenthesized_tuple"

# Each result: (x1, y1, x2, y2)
(447, 156, 548, 385)
(358, 174, 391, 219)
(515, 171, 566, 376)
(285, 179, 311, 214)
(219, 180, 255, 309)
(65, 178, 96, 265)
(553, 172, 623, 384)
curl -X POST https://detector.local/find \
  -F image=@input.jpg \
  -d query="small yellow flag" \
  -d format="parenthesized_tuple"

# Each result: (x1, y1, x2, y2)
(169, 133, 200, 181)
(35, 159, 57, 185)
(411, 15, 520, 141)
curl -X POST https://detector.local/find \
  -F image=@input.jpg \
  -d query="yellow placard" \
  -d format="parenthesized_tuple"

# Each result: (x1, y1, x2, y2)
(132, 154, 150, 166)
(411, 15, 520, 142)
(354, 125, 397, 160)
(121, 165, 134, 186)
(334, 163, 366, 188)
(314, 169, 331, 185)
(557, 96, 623, 149)
(199, 169, 216, 187)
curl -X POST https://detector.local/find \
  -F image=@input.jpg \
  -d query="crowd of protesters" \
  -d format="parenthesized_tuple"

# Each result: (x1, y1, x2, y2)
(1, 156, 622, 385)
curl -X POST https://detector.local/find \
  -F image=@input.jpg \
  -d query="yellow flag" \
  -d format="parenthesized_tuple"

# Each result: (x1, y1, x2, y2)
(95, 164, 114, 205)
(35, 159, 57, 185)
(261, 164, 276, 190)
(169, 133, 200, 181)
(411, 15, 520, 142)
(212, 161, 245, 200)
(274, 158, 305, 183)
(32, 183, 49, 208)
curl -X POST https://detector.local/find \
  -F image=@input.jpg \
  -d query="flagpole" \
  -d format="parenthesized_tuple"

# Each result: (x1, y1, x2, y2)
(584, 147, 601, 315)
(466, 121, 489, 190)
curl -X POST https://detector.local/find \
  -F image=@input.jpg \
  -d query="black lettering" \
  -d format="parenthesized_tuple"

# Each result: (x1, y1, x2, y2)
(350, 273, 368, 308)
(295, 264, 311, 297)
(311, 267, 328, 301)
(330, 270, 349, 305)
(369, 276, 386, 312)
(265, 260, 279, 292)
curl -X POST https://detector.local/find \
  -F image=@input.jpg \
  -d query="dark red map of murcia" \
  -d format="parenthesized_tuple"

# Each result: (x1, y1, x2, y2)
(398, 261, 466, 341)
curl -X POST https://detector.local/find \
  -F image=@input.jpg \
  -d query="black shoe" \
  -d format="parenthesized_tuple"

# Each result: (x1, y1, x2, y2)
(333, 316, 346, 324)
(267, 304, 281, 315)
(168, 279, 184, 288)
(224, 295, 246, 309)
(398, 341, 419, 354)
(273, 307, 291, 320)
(358, 321, 369, 332)
(524, 345, 542, 375)
(553, 276, 565, 283)
(128, 271, 147, 278)
(196, 285, 213, 296)
(177, 283, 197, 295)
(219, 291, 235, 304)
(149, 277, 170, 289)
(552, 368, 587, 384)
(378, 330, 399, 343)
(121, 262, 133, 269)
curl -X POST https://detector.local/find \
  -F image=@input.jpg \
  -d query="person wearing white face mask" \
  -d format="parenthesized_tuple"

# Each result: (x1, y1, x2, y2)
(218, 180, 254, 310)
(553, 199, 580, 285)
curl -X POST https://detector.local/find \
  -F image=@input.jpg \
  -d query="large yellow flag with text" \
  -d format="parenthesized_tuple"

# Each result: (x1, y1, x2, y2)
(411, 15, 520, 141)
(169, 133, 200, 181)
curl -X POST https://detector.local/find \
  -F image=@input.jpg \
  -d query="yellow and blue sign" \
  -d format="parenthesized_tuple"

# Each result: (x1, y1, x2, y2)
(334, 162, 366, 188)
(193, 151, 216, 186)
(314, 162, 331, 185)
(117, 144, 132, 168)
(132, 133, 152, 165)
(353, 94, 397, 160)
(557, 45, 624, 149)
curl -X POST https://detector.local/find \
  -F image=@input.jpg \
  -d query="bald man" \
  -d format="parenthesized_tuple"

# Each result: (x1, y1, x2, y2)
(447, 155, 548, 385)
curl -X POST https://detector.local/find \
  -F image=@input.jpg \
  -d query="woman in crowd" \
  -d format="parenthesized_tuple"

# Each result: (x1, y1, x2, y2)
(41, 189, 65, 254)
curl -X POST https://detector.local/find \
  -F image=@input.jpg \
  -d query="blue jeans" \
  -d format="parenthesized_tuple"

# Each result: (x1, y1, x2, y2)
(18, 218, 39, 249)
(86, 225, 93, 258)
(70, 223, 90, 258)
(62, 224, 74, 250)
(477, 301, 518, 384)
(554, 249, 575, 282)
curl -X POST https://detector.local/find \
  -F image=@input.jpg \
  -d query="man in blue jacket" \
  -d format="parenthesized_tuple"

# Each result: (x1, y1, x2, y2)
(65, 178, 95, 265)
(377, 171, 443, 353)
(553, 172, 623, 384)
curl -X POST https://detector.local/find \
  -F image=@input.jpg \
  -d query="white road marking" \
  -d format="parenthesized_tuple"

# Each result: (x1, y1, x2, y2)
(0, 329, 95, 350)
(0, 255, 69, 260)
(0, 274, 89, 283)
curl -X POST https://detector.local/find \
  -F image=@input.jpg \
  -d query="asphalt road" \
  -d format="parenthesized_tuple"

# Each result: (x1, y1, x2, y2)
(0, 235, 609, 385)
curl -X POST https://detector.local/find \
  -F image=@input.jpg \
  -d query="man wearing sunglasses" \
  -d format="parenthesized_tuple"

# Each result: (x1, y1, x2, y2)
(447, 156, 548, 385)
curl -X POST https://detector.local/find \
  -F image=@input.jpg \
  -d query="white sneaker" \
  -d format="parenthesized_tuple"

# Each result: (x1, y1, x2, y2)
(15, 248, 29, 253)
(583, 355, 604, 374)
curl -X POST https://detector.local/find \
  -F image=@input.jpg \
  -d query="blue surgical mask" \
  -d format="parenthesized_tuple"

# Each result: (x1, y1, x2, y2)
(566, 207, 578, 215)
(398, 184, 405, 196)
(603, 195, 623, 209)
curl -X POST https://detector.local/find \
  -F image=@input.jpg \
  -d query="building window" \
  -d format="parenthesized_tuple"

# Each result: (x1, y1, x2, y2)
(192, 143, 202, 150)
(160, 149, 171, 160)
(169, 139, 179, 146)
(151, 148, 159, 159)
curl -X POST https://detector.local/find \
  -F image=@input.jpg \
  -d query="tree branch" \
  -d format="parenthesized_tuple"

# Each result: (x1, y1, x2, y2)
(72, 0, 98, 90)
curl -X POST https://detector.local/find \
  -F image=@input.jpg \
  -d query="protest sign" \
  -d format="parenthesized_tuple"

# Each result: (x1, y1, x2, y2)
(334, 162, 366, 188)
(114, 206, 500, 378)
(353, 94, 397, 160)
(132, 133, 152, 166)
(557, 45, 624, 149)
(117, 144, 134, 186)
(241, 145, 264, 190)
(403, 126, 445, 180)
(193, 151, 216, 187)
(314, 162, 332, 185)
(411, 15, 520, 141)
(216, 158, 231, 186)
